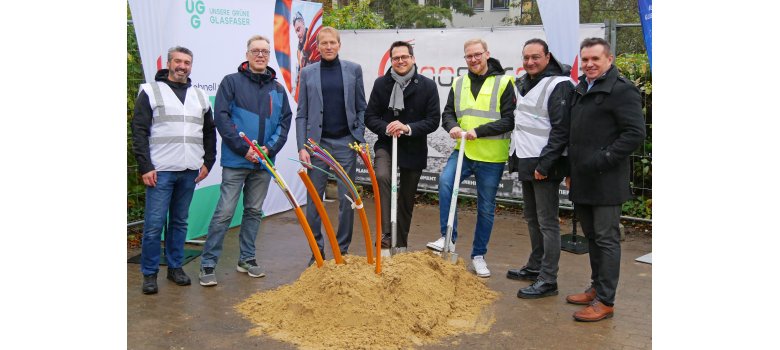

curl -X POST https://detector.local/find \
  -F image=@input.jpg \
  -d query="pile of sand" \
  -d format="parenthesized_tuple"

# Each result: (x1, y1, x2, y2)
(235, 251, 499, 349)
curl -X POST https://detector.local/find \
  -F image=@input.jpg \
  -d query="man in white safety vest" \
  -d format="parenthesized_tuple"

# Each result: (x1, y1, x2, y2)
(131, 46, 217, 295)
(506, 39, 575, 300)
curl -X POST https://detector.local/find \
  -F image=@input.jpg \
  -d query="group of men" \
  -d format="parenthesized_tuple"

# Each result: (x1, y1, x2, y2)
(132, 27, 645, 323)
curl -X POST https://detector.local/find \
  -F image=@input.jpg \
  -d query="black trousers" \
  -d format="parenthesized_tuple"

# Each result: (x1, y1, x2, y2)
(521, 180, 561, 283)
(574, 203, 622, 306)
(374, 148, 422, 248)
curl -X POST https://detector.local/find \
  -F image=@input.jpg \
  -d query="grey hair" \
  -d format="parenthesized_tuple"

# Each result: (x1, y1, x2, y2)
(246, 35, 271, 49)
(167, 46, 193, 62)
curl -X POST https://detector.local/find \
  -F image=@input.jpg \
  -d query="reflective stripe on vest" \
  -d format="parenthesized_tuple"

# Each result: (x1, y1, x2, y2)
(510, 76, 571, 159)
(452, 74, 513, 163)
(141, 82, 209, 171)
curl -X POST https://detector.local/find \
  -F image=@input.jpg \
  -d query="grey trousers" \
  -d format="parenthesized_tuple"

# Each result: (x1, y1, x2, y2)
(521, 180, 561, 283)
(574, 203, 622, 306)
(374, 148, 423, 248)
(306, 134, 357, 260)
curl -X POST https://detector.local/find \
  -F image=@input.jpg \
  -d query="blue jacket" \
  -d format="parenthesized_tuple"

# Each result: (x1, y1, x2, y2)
(214, 62, 292, 170)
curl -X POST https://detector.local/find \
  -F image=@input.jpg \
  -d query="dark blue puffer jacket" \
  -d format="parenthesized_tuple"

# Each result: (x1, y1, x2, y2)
(214, 62, 292, 169)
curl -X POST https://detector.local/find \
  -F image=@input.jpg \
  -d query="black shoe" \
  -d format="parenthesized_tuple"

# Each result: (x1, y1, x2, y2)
(308, 255, 321, 267)
(166, 268, 191, 286)
(517, 279, 559, 299)
(506, 266, 540, 281)
(381, 235, 391, 249)
(142, 273, 158, 294)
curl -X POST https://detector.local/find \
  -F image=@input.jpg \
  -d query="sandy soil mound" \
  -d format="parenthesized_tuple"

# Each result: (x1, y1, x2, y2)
(236, 251, 499, 349)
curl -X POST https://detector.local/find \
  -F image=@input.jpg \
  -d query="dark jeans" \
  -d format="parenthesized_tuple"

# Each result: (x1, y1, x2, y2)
(574, 203, 622, 305)
(521, 180, 561, 283)
(141, 170, 198, 276)
(374, 148, 423, 248)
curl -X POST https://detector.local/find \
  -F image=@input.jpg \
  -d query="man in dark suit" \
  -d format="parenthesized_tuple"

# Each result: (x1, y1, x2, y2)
(296, 26, 367, 264)
(364, 41, 440, 255)
(566, 37, 646, 322)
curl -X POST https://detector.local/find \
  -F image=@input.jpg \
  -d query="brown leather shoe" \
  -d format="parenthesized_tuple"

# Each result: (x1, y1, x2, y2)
(566, 287, 596, 305)
(573, 300, 614, 322)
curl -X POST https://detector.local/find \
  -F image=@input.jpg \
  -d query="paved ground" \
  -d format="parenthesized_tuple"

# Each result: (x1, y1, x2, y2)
(127, 200, 652, 350)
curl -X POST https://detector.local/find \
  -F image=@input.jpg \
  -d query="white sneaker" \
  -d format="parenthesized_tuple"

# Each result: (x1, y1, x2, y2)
(472, 256, 490, 277)
(381, 249, 391, 257)
(426, 237, 455, 252)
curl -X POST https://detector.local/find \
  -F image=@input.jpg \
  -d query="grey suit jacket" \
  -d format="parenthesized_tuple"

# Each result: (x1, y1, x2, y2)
(296, 59, 367, 151)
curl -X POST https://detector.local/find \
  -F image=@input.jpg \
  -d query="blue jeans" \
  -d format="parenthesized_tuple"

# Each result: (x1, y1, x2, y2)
(306, 134, 357, 259)
(200, 167, 271, 268)
(438, 151, 505, 258)
(141, 170, 198, 276)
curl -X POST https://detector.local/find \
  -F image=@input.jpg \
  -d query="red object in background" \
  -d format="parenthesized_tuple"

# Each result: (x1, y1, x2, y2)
(570, 56, 579, 83)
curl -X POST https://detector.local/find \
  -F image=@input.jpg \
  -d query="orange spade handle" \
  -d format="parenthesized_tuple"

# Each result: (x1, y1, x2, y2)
(355, 199, 374, 264)
(298, 169, 344, 264)
(363, 157, 382, 274)
(292, 205, 323, 268)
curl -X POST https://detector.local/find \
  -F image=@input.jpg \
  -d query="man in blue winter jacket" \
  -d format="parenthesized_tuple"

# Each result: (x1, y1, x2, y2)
(198, 35, 293, 286)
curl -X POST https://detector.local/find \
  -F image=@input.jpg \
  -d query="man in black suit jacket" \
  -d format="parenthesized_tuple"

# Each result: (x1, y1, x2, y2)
(364, 41, 440, 254)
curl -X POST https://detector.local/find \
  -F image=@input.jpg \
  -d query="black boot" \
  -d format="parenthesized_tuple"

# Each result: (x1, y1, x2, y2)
(517, 279, 558, 299)
(506, 266, 540, 281)
(166, 268, 191, 286)
(142, 273, 158, 294)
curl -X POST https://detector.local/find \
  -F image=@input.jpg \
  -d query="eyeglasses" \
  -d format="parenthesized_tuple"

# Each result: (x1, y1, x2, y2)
(391, 55, 412, 63)
(464, 51, 485, 61)
(248, 49, 271, 57)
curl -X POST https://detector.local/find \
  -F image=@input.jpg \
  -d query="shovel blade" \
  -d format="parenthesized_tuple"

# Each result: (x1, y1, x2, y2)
(443, 251, 458, 264)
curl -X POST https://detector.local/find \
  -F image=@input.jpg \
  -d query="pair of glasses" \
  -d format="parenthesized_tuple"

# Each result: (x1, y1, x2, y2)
(464, 51, 485, 61)
(391, 55, 412, 63)
(248, 49, 271, 57)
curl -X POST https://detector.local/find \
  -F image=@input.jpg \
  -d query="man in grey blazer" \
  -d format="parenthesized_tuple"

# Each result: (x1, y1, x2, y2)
(296, 26, 367, 264)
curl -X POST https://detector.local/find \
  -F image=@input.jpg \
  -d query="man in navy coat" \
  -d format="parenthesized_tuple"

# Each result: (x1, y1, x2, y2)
(566, 38, 646, 322)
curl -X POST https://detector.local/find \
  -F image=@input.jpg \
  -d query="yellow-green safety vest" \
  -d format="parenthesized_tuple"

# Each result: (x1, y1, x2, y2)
(453, 73, 514, 163)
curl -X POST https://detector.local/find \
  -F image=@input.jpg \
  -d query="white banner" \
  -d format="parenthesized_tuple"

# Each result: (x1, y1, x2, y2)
(538, 0, 581, 82)
(338, 25, 604, 201)
(129, 0, 322, 239)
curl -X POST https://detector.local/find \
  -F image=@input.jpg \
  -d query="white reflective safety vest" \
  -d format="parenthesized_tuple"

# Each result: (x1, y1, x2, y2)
(140, 81, 210, 171)
(510, 76, 572, 159)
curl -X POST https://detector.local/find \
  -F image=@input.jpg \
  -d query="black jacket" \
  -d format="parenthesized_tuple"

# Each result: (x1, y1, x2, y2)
(364, 66, 440, 169)
(508, 53, 574, 181)
(569, 65, 646, 205)
(131, 69, 217, 175)
(441, 57, 516, 138)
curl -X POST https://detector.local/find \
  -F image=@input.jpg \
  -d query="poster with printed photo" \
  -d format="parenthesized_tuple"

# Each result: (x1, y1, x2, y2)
(290, 1, 322, 102)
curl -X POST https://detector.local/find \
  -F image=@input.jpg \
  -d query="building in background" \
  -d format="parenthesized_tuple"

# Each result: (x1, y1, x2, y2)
(421, 0, 522, 27)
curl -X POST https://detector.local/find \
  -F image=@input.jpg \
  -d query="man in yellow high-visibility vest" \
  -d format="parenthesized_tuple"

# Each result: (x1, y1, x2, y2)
(426, 38, 516, 278)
